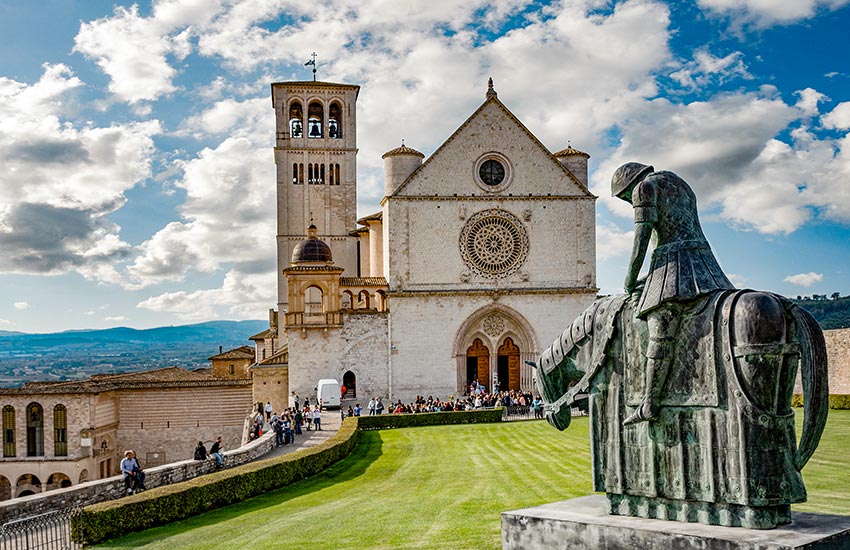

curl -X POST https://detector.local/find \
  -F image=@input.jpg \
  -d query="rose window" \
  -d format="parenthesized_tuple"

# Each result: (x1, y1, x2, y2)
(460, 210, 529, 277)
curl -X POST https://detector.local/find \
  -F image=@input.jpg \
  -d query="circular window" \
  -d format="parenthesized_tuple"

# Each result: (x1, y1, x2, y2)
(460, 209, 529, 278)
(479, 159, 505, 186)
(474, 152, 512, 192)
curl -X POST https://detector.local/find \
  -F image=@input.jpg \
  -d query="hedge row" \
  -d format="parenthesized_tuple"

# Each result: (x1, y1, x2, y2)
(791, 394, 850, 409)
(71, 417, 360, 546)
(357, 408, 503, 430)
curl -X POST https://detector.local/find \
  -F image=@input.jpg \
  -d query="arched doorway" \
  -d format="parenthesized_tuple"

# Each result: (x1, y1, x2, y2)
(26, 402, 44, 457)
(497, 337, 521, 391)
(16, 474, 41, 497)
(342, 370, 356, 399)
(466, 338, 490, 392)
(0, 475, 11, 501)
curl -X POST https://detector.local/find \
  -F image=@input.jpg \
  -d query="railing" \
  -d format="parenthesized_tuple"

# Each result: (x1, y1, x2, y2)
(0, 508, 80, 550)
(501, 400, 589, 421)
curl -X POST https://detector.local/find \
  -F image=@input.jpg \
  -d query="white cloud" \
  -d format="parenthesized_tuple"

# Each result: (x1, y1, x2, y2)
(795, 87, 827, 117)
(596, 223, 634, 261)
(0, 64, 159, 278)
(73, 2, 208, 104)
(137, 269, 275, 320)
(822, 102, 850, 130)
(13, 302, 29, 310)
(105, 315, 128, 322)
(784, 271, 824, 287)
(726, 273, 747, 288)
(0, 318, 11, 326)
(592, 85, 850, 235)
(697, 0, 850, 28)
(670, 48, 751, 89)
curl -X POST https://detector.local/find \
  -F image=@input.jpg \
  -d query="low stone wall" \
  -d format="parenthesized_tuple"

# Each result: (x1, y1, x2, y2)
(0, 430, 276, 524)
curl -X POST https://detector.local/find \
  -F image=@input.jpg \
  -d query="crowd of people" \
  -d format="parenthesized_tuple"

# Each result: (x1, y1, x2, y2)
(337, 388, 546, 419)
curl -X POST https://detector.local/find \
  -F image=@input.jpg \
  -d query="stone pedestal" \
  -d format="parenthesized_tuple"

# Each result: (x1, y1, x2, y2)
(502, 495, 850, 550)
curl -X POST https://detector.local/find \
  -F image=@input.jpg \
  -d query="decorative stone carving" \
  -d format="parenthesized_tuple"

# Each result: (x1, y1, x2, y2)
(482, 314, 506, 337)
(459, 209, 529, 278)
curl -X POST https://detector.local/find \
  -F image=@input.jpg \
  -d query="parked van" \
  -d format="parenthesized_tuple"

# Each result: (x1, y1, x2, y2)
(316, 379, 341, 409)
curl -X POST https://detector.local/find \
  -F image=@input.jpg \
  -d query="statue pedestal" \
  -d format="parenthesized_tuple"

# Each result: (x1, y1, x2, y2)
(501, 495, 850, 550)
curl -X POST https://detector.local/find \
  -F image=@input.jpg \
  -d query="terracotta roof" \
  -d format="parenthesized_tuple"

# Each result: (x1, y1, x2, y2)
(208, 345, 254, 361)
(553, 145, 590, 158)
(340, 277, 388, 287)
(256, 346, 289, 366)
(382, 143, 424, 159)
(357, 211, 383, 224)
(249, 328, 276, 340)
(5, 366, 251, 395)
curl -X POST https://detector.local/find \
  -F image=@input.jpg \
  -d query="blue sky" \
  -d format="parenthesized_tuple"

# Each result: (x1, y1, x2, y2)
(1, 0, 849, 333)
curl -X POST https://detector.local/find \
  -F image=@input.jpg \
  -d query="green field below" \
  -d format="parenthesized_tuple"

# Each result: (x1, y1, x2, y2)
(98, 410, 850, 549)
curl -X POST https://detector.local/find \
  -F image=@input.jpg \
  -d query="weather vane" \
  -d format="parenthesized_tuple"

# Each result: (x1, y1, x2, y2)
(304, 52, 317, 81)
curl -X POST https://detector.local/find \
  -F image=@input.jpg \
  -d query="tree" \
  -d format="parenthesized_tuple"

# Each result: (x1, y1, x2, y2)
(832, 292, 841, 300)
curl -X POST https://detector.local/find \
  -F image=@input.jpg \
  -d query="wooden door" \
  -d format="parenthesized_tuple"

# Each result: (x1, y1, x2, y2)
(499, 338, 521, 391)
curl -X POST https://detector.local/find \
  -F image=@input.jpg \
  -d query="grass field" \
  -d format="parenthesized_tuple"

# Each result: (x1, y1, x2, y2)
(98, 410, 850, 549)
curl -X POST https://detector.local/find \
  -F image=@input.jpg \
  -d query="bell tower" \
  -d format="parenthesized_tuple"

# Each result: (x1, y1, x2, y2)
(271, 80, 360, 312)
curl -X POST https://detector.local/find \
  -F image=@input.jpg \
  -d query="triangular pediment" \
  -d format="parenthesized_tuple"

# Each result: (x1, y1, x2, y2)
(391, 97, 593, 198)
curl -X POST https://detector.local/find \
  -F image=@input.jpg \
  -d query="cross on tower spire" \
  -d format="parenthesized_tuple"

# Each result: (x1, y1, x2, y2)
(304, 52, 318, 81)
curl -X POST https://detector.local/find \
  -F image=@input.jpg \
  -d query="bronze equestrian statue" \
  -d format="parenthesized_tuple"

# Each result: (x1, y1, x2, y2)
(535, 163, 829, 529)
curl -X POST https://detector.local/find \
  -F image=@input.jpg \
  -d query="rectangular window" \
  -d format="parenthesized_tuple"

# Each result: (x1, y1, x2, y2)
(54, 405, 67, 457)
(2, 406, 14, 457)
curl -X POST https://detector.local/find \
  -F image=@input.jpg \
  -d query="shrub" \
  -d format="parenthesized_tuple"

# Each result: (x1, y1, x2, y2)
(72, 418, 360, 546)
(791, 394, 850, 409)
(357, 408, 503, 430)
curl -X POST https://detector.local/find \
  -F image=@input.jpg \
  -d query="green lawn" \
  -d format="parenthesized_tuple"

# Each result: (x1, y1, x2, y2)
(98, 410, 850, 549)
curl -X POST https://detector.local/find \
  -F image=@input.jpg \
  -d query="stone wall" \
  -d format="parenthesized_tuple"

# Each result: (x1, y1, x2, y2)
(0, 430, 277, 524)
(791, 327, 849, 395)
(825, 328, 850, 394)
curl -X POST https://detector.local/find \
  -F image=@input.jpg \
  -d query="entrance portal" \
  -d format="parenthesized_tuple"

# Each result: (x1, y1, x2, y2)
(498, 337, 521, 391)
(466, 338, 490, 392)
(343, 370, 356, 399)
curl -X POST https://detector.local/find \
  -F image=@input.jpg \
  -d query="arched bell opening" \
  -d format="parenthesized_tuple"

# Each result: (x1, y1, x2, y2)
(308, 101, 324, 138)
(289, 101, 303, 138)
(329, 102, 342, 138)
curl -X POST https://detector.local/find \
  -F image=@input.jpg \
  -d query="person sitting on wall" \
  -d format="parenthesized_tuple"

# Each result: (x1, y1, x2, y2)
(194, 441, 208, 461)
(210, 436, 224, 469)
(120, 450, 146, 494)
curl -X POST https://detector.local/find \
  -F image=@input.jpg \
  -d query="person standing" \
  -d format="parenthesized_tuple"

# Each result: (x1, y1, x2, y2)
(265, 401, 273, 421)
(354, 403, 362, 416)
(210, 436, 224, 469)
(375, 397, 384, 415)
(304, 405, 313, 431)
(367, 397, 376, 416)
(313, 407, 322, 431)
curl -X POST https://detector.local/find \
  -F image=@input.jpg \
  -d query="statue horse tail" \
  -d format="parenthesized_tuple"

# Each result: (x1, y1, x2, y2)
(789, 302, 829, 470)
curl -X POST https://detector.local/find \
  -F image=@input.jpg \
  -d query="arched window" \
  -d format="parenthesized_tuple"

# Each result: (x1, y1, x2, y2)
(335, 164, 341, 185)
(54, 404, 67, 457)
(0, 475, 11, 501)
(26, 402, 44, 457)
(376, 290, 387, 312)
(79, 469, 89, 483)
(308, 101, 324, 138)
(305, 286, 324, 321)
(342, 371, 356, 398)
(358, 290, 371, 309)
(289, 101, 303, 138)
(329, 102, 342, 138)
(2, 406, 14, 457)
(341, 291, 353, 309)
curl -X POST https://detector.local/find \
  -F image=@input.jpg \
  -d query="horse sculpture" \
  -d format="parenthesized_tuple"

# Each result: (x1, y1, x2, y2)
(534, 288, 829, 529)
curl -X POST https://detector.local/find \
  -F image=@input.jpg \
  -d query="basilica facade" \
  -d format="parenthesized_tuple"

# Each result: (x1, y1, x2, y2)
(258, 78, 598, 405)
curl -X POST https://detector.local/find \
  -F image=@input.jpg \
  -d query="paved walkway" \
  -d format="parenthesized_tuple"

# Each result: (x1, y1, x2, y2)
(259, 410, 343, 460)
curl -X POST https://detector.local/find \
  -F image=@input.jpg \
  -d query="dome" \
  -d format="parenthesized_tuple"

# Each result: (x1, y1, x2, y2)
(382, 142, 424, 159)
(553, 145, 590, 159)
(291, 225, 333, 264)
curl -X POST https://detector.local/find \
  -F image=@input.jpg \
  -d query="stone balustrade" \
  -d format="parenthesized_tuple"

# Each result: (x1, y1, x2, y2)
(0, 430, 276, 524)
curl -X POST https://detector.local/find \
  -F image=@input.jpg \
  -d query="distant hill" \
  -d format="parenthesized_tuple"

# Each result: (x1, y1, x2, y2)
(792, 295, 850, 330)
(0, 320, 268, 348)
(0, 320, 267, 387)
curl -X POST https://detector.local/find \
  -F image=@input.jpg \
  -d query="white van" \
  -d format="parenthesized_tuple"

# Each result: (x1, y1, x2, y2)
(316, 378, 341, 409)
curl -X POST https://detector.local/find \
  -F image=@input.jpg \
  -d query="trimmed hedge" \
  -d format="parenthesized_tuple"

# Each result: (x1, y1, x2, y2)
(791, 394, 850, 409)
(71, 417, 360, 546)
(357, 408, 503, 430)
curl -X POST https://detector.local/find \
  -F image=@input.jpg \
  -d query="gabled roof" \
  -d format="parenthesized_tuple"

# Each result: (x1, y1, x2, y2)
(208, 345, 254, 361)
(249, 328, 277, 340)
(389, 95, 594, 198)
(256, 346, 289, 366)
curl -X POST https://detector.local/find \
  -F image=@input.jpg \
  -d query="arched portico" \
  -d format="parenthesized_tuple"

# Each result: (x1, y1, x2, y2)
(453, 304, 539, 394)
